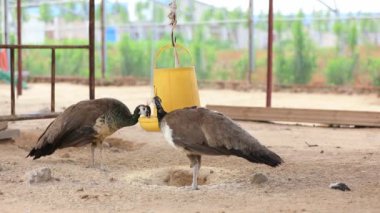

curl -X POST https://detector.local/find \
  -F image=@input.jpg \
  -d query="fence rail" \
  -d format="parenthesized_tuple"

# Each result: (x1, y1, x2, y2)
(0, 0, 95, 122)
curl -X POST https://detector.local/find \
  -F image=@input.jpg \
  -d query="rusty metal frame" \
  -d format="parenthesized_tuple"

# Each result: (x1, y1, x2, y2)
(0, 0, 95, 122)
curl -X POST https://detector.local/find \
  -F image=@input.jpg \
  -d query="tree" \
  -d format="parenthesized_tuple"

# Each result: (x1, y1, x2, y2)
(111, 1, 130, 23)
(291, 11, 316, 84)
(312, 10, 330, 43)
(39, 4, 53, 23)
(275, 11, 316, 85)
(359, 13, 379, 45)
(135, 1, 150, 21)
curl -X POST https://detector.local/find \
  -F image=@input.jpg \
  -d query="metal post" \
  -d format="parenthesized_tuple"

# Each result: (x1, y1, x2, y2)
(10, 48, 15, 115)
(51, 49, 56, 112)
(100, 0, 106, 79)
(248, 0, 255, 84)
(150, 0, 156, 91)
(3, 1, 7, 42)
(89, 0, 95, 99)
(266, 0, 273, 107)
(16, 0, 22, 96)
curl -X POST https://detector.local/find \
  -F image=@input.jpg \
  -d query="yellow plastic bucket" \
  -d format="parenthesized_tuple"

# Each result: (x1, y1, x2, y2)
(139, 44, 200, 131)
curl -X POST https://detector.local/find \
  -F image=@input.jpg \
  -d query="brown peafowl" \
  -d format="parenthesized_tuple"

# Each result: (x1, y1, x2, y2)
(153, 96, 282, 190)
(27, 98, 151, 168)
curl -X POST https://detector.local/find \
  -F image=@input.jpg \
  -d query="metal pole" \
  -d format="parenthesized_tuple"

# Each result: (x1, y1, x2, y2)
(248, 0, 255, 84)
(16, 0, 22, 96)
(266, 0, 273, 107)
(4, 0, 9, 44)
(4, 0, 10, 73)
(89, 0, 95, 99)
(10, 48, 15, 115)
(150, 0, 156, 93)
(51, 49, 56, 112)
(100, 0, 106, 79)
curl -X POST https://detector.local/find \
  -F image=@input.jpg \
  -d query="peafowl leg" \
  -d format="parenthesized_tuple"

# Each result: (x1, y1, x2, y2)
(99, 142, 104, 170)
(187, 154, 202, 190)
(91, 143, 96, 167)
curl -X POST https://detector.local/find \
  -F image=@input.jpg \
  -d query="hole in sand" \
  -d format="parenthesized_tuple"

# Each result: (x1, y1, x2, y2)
(164, 169, 208, 187)
(124, 166, 235, 188)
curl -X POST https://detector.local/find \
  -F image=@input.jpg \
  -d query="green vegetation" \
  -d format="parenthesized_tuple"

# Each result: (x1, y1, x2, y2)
(11, 3, 380, 87)
(325, 56, 356, 85)
(366, 58, 380, 86)
(274, 11, 316, 85)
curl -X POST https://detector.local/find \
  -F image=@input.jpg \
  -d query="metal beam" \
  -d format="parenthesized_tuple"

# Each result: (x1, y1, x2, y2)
(0, 113, 60, 122)
(266, 0, 273, 107)
(248, 0, 254, 84)
(100, 0, 106, 79)
(89, 0, 95, 99)
(16, 0, 22, 96)
(207, 105, 380, 127)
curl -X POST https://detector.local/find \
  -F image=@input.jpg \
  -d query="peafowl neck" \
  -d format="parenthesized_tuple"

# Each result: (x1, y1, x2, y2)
(155, 104, 167, 123)
(110, 108, 140, 129)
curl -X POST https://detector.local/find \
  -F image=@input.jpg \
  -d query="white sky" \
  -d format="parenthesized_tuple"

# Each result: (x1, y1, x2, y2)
(198, 0, 379, 14)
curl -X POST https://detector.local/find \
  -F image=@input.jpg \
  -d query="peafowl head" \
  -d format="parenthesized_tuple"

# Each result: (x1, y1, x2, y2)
(135, 105, 151, 118)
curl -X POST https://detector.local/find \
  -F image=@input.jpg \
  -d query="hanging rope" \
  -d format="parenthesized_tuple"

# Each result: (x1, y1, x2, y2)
(168, 0, 180, 66)
(168, 0, 177, 47)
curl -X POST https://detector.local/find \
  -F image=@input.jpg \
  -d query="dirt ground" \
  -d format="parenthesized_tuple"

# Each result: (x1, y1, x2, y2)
(0, 83, 380, 212)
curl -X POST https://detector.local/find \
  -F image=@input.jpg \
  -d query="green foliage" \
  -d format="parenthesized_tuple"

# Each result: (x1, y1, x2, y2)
(111, 2, 130, 23)
(325, 56, 356, 85)
(23, 39, 89, 77)
(347, 20, 358, 53)
(119, 35, 151, 77)
(359, 14, 380, 45)
(135, 1, 150, 21)
(275, 11, 316, 85)
(232, 53, 249, 80)
(275, 48, 293, 85)
(312, 11, 330, 33)
(291, 12, 316, 84)
(153, 6, 165, 23)
(61, 3, 79, 22)
(366, 58, 380, 86)
(39, 4, 53, 23)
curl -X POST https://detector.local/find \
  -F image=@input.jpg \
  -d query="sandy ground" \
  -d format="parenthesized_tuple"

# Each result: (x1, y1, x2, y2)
(0, 83, 380, 212)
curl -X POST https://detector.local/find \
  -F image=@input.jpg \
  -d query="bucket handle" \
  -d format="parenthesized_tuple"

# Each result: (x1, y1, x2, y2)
(154, 44, 194, 68)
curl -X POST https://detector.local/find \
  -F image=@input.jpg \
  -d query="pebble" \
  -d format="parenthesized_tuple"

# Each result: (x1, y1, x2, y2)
(329, 182, 351, 191)
(25, 167, 52, 184)
(250, 173, 268, 184)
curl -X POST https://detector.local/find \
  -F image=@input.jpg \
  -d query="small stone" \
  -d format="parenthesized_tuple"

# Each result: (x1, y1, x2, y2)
(0, 191, 3, 195)
(109, 177, 116, 182)
(81, 194, 89, 199)
(250, 173, 268, 184)
(103, 142, 111, 148)
(61, 153, 70, 158)
(320, 150, 324, 154)
(25, 167, 52, 184)
(329, 182, 351, 191)
(76, 187, 84, 192)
